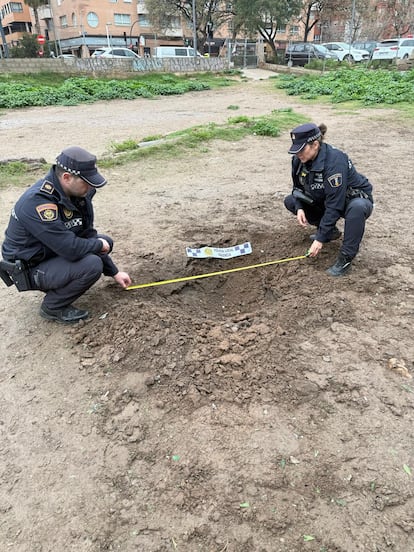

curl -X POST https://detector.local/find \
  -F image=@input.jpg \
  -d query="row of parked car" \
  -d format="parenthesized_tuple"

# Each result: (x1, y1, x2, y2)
(58, 46, 203, 60)
(285, 38, 414, 66)
(91, 46, 201, 59)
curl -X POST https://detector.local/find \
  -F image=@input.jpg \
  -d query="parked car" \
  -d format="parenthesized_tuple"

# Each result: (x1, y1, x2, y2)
(285, 43, 337, 66)
(91, 47, 141, 59)
(322, 42, 370, 62)
(153, 46, 202, 58)
(352, 41, 378, 57)
(57, 53, 77, 59)
(371, 37, 414, 60)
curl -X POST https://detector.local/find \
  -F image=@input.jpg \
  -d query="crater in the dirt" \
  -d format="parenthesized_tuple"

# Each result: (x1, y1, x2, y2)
(70, 229, 354, 410)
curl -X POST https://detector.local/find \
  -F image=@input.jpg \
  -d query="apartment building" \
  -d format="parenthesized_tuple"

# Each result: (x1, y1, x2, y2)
(2, 1, 409, 59)
(0, 1, 33, 55)
(0, 0, 316, 59)
(35, 0, 190, 57)
(0, 0, 194, 57)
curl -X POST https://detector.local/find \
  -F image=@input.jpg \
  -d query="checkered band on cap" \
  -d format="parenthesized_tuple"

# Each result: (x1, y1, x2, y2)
(55, 146, 107, 187)
(288, 123, 322, 154)
(55, 160, 82, 176)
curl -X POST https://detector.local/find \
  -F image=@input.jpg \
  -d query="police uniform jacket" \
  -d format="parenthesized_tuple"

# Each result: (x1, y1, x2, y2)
(1, 168, 118, 276)
(291, 142, 373, 243)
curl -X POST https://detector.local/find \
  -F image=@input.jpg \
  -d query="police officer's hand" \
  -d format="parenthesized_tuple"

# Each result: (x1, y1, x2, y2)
(113, 271, 132, 289)
(98, 238, 111, 253)
(296, 209, 308, 228)
(308, 240, 323, 257)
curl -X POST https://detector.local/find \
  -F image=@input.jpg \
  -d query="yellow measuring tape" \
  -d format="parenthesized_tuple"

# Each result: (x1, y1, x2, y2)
(126, 252, 309, 291)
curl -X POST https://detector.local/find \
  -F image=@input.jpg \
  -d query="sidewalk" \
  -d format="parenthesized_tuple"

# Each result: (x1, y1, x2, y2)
(240, 67, 276, 80)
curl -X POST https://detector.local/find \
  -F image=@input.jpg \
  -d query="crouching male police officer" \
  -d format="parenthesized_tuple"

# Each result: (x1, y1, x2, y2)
(1, 146, 131, 323)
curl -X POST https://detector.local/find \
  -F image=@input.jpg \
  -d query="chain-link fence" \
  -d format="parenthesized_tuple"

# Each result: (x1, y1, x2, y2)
(228, 40, 258, 68)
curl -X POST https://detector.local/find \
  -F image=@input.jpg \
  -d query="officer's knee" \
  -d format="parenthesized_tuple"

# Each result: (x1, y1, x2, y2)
(83, 254, 104, 279)
(284, 195, 296, 214)
(346, 198, 373, 219)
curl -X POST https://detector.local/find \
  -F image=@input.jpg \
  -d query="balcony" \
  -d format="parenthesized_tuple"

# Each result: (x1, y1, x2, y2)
(137, 1, 148, 15)
(37, 5, 52, 20)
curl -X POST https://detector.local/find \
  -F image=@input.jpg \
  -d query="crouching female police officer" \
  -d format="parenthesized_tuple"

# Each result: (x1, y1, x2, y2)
(284, 123, 374, 276)
(1, 146, 131, 323)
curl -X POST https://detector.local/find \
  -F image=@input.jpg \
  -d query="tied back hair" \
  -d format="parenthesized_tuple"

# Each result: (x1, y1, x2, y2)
(318, 123, 327, 141)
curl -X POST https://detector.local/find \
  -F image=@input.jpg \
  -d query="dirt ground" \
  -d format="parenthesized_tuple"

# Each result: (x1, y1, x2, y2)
(0, 69, 413, 552)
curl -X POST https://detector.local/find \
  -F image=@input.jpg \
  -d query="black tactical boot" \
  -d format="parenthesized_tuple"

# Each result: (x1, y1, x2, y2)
(326, 253, 353, 277)
(40, 304, 89, 323)
(310, 226, 342, 242)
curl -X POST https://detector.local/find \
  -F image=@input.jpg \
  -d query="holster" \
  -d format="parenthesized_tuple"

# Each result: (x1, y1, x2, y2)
(0, 259, 32, 292)
(346, 188, 370, 202)
(292, 187, 314, 205)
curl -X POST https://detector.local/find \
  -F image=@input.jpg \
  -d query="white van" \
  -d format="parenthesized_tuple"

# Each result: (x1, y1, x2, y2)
(153, 46, 202, 58)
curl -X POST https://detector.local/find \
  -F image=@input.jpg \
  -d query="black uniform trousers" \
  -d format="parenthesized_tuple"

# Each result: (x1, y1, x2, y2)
(284, 195, 373, 258)
(30, 234, 114, 309)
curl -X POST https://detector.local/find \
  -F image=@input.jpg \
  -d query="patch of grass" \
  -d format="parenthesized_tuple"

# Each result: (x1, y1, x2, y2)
(227, 104, 240, 110)
(275, 67, 414, 110)
(110, 139, 140, 153)
(0, 72, 240, 109)
(304, 59, 341, 71)
(0, 161, 28, 175)
(228, 115, 249, 123)
(100, 108, 306, 169)
(2, 108, 306, 180)
(0, 161, 47, 188)
(141, 134, 164, 142)
(0, 71, 69, 86)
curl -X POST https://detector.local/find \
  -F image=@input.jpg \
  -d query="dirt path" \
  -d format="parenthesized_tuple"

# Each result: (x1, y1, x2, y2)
(0, 70, 413, 552)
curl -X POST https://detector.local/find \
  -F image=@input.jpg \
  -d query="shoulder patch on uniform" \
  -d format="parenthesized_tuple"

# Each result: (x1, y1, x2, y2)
(328, 173, 343, 188)
(36, 203, 58, 222)
(40, 181, 55, 194)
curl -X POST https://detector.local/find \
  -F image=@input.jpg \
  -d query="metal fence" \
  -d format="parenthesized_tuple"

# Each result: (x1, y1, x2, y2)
(227, 40, 258, 68)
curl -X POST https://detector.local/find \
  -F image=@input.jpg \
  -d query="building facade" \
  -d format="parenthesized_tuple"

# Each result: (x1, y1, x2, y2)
(1, 1, 412, 59)
(0, 0, 33, 56)
(0, 0, 194, 57)
(0, 0, 320, 58)
(35, 0, 190, 57)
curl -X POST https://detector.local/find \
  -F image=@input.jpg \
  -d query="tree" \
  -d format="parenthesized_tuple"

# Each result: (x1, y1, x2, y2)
(384, 0, 414, 37)
(317, 0, 363, 42)
(300, 0, 321, 42)
(9, 32, 39, 57)
(145, 0, 234, 52)
(298, 0, 342, 42)
(25, 0, 44, 35)
(232, 0, 302, 59)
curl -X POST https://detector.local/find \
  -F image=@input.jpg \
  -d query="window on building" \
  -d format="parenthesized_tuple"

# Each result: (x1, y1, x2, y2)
(114, 13, 131, 25)
(59, 15, 68, 28)
(139, 14, 150, 27)
(9, 21, 29, 33)
(71, 13, 77, 27)
(123, 0, 132, 3)
(276, 25, 286, 34)
(109, 0, 118, 3)
(166, 16, 180, 29)
(87, 12, 99, 28)
(10, 2, 23, 13)
(290, 26, 299, 35)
